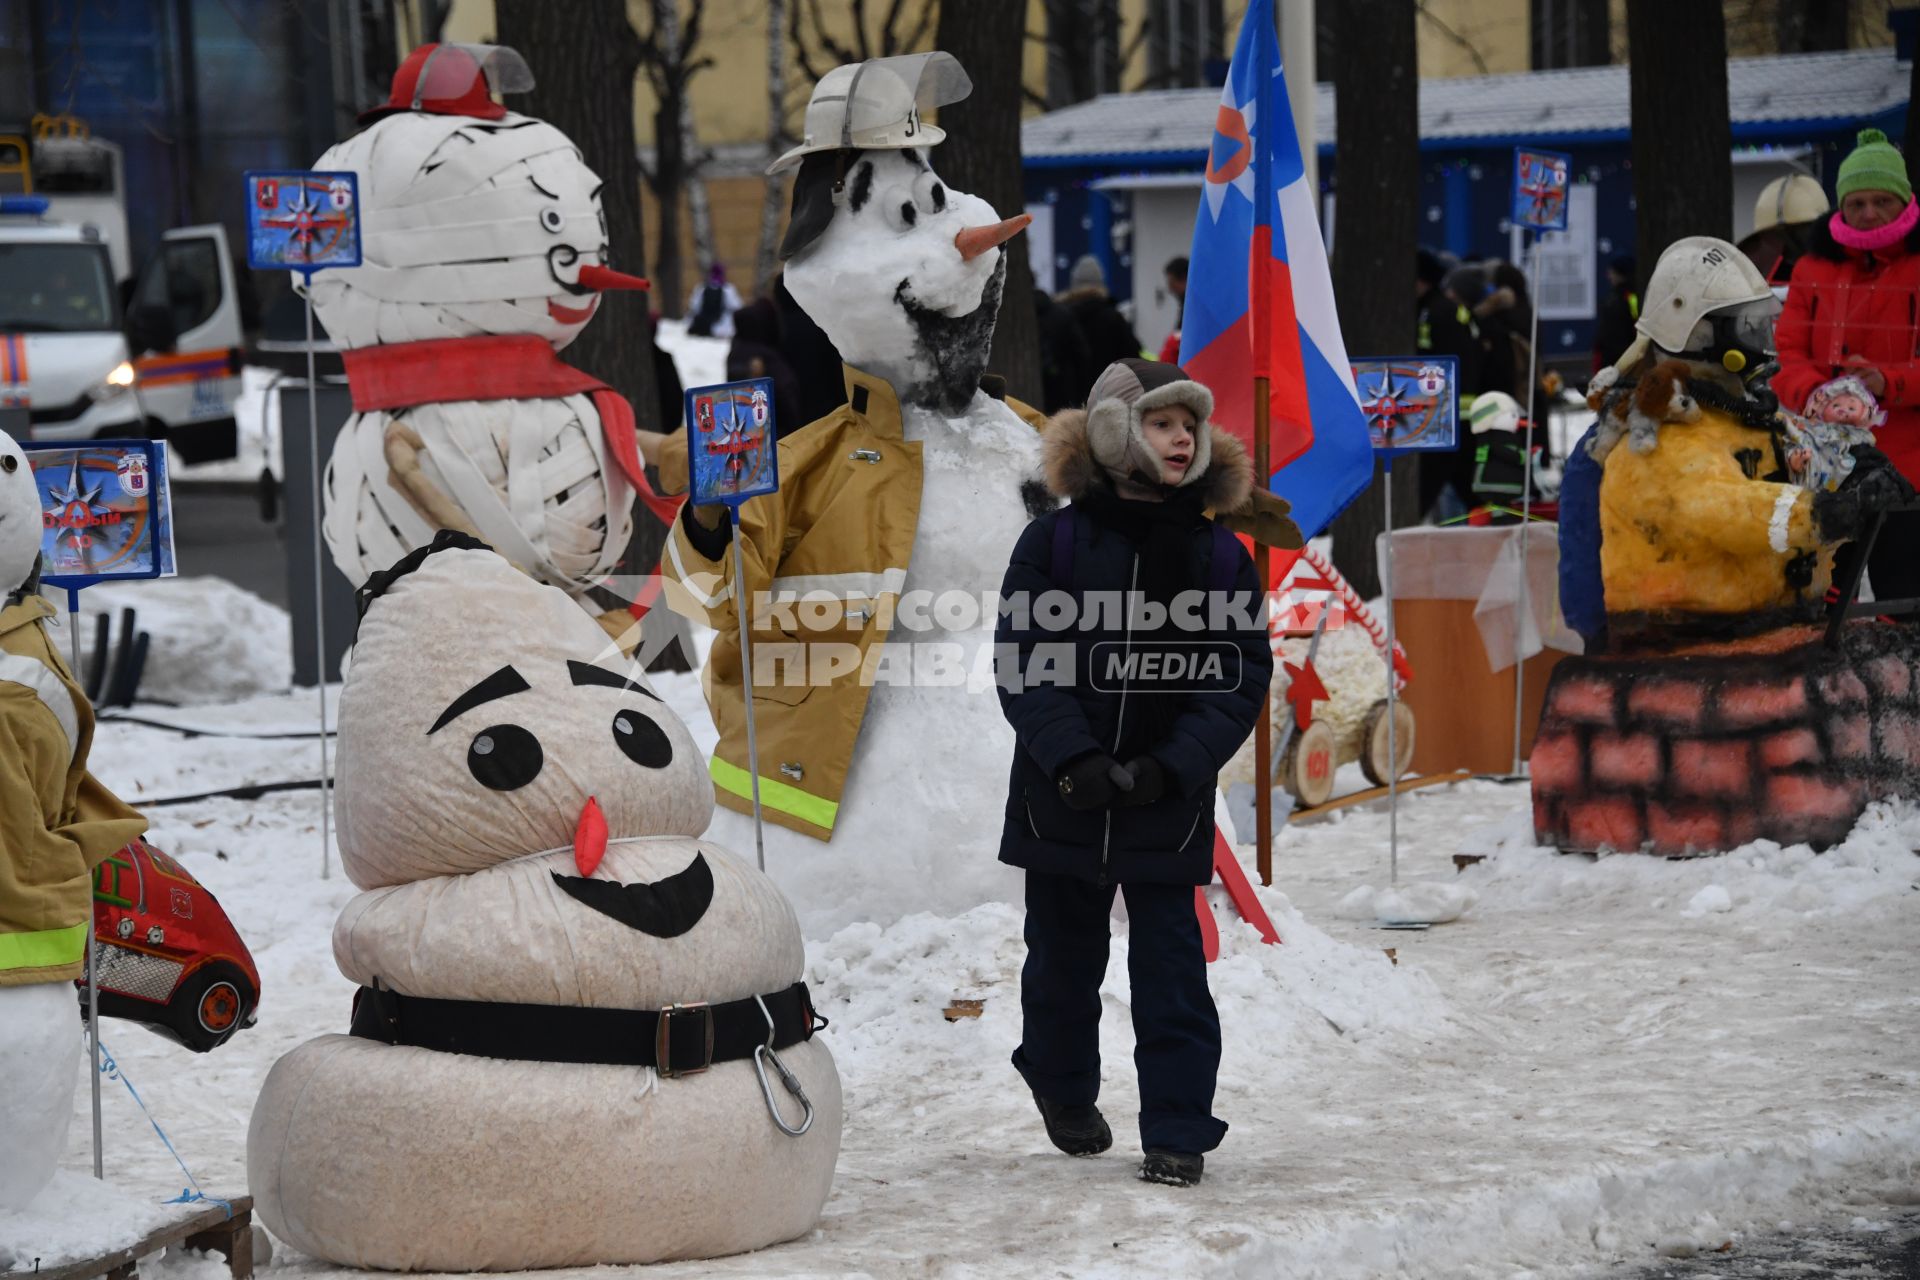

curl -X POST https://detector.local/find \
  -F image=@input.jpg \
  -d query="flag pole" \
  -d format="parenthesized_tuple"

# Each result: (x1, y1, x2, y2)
(1253, 0, 1280, 886)
(1255, 388, 1271, 885)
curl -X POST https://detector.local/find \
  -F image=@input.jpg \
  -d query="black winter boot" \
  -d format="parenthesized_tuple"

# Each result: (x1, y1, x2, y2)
(1032, 1093, 1112, 1156)
(1139, 1150, 1204, 1186)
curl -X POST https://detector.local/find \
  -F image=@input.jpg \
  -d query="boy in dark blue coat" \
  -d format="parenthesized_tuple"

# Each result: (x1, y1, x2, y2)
(994, 359, 1278, 1187)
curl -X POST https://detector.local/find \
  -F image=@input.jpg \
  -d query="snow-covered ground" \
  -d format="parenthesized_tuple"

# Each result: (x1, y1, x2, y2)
(4, 573, 1918, 1278)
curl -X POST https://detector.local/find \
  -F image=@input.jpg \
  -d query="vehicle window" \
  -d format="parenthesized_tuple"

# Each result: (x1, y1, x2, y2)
(0, 243, 114, 332)
(159, 237, 221, 336)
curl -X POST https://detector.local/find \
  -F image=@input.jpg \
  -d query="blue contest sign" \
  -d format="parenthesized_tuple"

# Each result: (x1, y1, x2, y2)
(686, 378, 779, 507)
(1512, 148, 1571, 233)
(243, 170, 362, 272)
(1352, 356, 1460, 455)
(21, 440, 176, 587)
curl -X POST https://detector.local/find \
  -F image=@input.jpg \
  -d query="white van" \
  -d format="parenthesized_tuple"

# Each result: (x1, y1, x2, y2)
(0, 125, 246, 461)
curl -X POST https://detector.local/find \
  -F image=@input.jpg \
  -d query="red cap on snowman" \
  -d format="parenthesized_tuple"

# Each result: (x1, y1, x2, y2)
(359, 42, 533, 125)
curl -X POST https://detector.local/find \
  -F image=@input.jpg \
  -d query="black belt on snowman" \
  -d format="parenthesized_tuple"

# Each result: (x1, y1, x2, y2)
(349, 979, 822, 1079)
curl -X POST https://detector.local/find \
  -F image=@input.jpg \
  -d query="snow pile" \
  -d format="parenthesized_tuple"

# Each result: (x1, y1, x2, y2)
(0, 1173, 195, 1271)
(810, 888, 1448, 1095)
(1338, 880, 1480, 925)
(1456, 797, 1920, 920)
(66, 578, 292, 704)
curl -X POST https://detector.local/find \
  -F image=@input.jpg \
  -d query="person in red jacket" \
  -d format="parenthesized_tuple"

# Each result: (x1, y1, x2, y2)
(1775, 128, 1920, 603)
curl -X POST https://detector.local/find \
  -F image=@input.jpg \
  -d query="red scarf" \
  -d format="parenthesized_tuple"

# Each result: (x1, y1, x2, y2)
(340, 335, 682, 526)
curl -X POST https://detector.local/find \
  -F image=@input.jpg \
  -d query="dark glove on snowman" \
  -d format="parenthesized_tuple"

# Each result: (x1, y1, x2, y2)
(1057, 752, 1136, 811)
(1112, 755, 1167, 808)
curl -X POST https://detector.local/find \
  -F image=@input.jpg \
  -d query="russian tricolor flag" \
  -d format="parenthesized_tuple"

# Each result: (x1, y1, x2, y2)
(1178, 0, 1371, 538)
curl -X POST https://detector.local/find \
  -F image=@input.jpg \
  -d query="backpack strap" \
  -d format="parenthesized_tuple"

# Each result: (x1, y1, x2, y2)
(1208, 522, 1240, 594)
(1049, 505, 1078, 588)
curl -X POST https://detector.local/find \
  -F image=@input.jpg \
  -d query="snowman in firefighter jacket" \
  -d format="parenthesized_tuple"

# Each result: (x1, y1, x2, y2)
(0, 429, 146, 1211)
(311, 43, 666, 641)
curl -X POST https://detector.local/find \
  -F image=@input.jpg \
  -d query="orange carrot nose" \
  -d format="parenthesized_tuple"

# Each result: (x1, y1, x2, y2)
(954, 214, 1032, 263)
(578, 264, 651, 292)
(574, 797, 609, 877)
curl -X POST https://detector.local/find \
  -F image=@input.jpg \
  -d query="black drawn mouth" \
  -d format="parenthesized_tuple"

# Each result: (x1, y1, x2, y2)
(550, 852, 714, 938)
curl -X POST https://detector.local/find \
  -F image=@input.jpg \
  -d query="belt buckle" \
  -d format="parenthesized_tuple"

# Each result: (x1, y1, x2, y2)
(656, 1002, 713, 1078)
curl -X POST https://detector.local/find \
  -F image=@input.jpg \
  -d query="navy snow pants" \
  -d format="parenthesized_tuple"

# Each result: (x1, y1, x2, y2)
(1010, 869, 1228, 1155)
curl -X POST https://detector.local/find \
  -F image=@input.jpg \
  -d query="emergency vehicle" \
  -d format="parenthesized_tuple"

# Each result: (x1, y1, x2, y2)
(0, 116, 246, 461)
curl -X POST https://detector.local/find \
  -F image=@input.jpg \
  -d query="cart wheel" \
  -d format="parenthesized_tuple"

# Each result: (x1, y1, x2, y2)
(1359, 698, 1416, 787)
(1283, 720, 1337, 808)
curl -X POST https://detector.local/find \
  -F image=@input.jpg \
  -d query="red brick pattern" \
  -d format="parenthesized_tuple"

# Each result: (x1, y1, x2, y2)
(1530, 624, 1920, 856)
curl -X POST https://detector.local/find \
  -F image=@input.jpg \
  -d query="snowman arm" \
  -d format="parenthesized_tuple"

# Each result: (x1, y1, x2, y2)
(993, 518, 1102, 777)
(1144, 544, 1275, 798)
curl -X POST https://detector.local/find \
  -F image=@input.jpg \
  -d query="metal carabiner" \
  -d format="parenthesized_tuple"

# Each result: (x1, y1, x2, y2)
(752, 993, 814, 1137)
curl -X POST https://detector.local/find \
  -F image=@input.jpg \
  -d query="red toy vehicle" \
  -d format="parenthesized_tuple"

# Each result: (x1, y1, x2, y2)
(80, 839, 261, 1053)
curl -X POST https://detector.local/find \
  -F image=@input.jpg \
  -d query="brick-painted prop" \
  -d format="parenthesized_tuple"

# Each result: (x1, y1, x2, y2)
(1531, 621, 1920, 854)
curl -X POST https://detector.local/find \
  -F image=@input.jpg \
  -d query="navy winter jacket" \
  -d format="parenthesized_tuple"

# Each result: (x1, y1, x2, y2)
(994, 411, 1274, 885)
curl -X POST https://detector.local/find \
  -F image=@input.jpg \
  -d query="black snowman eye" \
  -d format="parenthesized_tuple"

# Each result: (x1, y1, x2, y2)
(611, 709, 673, 768)
(0, 455, 15, 474)
(468, 724, 544, 791)
(912, 172, 945, 214)
(881, 189, 915, 232)
(539, 206, 565, 234)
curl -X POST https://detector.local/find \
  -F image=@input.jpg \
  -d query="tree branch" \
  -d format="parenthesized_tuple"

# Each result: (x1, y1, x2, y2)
(1414, 1, 1490, 76)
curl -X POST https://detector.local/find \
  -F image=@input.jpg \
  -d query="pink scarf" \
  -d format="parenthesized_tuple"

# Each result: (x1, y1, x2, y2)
(1828, 197, 1920, 252)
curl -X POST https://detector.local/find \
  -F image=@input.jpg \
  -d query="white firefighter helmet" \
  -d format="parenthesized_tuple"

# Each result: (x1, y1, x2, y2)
(769, 52, 972, 174)
(1751, 173, 1830, 233)
(1636, 236, 1776, 354)
(1465, 391, 1526, 435)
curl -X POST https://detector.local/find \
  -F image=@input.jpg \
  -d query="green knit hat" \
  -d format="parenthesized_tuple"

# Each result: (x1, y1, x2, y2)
(1837, 128, 1912, 203)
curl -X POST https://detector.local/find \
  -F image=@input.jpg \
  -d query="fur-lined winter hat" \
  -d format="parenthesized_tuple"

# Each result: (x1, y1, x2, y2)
(1084, 358, 1216, 489)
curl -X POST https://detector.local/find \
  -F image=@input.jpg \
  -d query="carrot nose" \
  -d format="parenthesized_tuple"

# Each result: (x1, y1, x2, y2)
(578, 264, 651, 292)
(954, 214, 1032, 263)
(574, 796, 609, 877)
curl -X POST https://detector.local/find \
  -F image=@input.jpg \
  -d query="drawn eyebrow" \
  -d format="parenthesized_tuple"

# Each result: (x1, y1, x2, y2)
(848, 161, 874, 213)
(428, 666, 532, 735)
(567, 660, 660, 701)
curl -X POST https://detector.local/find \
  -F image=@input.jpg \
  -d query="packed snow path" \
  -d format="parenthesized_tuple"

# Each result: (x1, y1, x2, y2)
(9, 675, 1920, 1279)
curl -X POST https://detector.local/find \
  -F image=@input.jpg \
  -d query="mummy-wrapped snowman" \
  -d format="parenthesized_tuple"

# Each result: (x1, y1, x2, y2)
(657, 54, 1053, 932)
(246, 535, 841, 1270)
(312, 44, 654, 618)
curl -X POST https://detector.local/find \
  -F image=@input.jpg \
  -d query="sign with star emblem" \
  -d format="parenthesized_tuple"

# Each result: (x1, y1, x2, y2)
(244, 170, 362, 270)
(19, 440, 176, 585)
(1352, 356, 1459, 455)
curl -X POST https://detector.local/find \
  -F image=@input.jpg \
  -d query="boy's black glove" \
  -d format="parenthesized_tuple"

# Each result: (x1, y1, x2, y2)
(1113, 755, 1167, 807)
(1057, 752, 1134, 811)
(1815, 465, 1914, 541)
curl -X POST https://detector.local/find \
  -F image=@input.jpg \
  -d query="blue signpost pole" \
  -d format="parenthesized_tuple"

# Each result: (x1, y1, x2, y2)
(303, 268, 332, 880)
(71, 583, 102, 1176)
(729, 506, 765, 872)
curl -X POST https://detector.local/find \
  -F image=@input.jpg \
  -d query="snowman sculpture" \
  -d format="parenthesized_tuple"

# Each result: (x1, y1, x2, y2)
(655, 54, 1057, 933)
(246, 534, 841, 1271)
(313, 44, 658, 626)
(0, 430, 147, 1212)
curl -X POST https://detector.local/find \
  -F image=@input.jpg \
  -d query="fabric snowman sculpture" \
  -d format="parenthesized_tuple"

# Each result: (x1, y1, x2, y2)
(246, 533, 840, 1271)
(655, 54, 1058, 932)
(314, 44, 666, 631)
(0, 430, 147, 1212)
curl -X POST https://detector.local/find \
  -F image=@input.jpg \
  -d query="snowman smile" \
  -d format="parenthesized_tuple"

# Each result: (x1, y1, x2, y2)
(551, 852, 714, 938)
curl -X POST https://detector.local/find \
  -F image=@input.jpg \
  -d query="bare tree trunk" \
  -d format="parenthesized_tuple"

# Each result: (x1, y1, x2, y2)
(495, 0, 672, 655)
(1326, 0, 1418, 598)
(755, 0, 789, 292)
(651, 0, 689, 318)
(934, 0, 1043, 407)
(494, 0, 659, 433)
(1907, 43, 1920, 199)
(1626, 0, 1731, 294)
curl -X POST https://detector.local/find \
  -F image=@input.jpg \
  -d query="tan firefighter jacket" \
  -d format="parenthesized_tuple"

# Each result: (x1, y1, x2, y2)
(657, 364, 1302, 840)
(1, 594, 146, 985)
